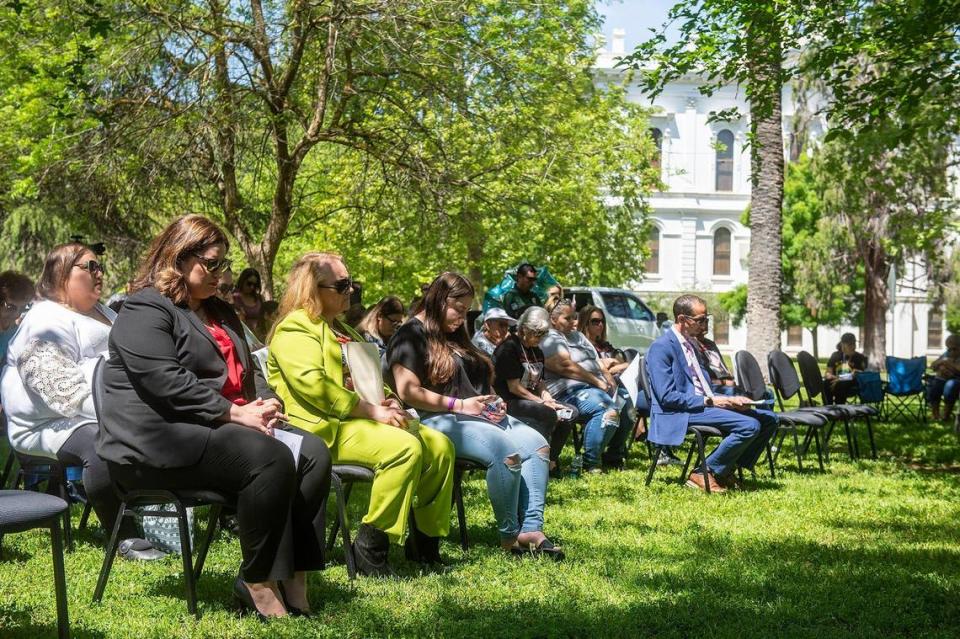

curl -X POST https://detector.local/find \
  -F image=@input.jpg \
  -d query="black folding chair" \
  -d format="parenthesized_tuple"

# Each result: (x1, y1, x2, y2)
(89, 359, 232, 618)
(0, 490, 70, 638)
(768, 350, 856, 462)
(9, 453, 91, 552)
(796, 351, 878, 460)
(735, 350, 827, 473)
(325, 464, 375, 580)
(638, 356, 732, 493)
(451, 458, 485, 550)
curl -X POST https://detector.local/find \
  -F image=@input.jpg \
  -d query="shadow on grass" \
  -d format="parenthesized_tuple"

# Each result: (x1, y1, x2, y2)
(0, 603, 108, 639)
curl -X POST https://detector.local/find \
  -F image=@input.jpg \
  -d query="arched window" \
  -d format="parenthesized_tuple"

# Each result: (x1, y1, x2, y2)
(928, 308, 944, 350)
(713, 227, 731, 276)
(649, 127, 663, 169)
(715, 129, 734, 192)
(645, 226, 660, 273)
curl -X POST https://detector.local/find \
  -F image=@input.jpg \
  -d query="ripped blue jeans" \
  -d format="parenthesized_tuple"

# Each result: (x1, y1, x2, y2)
(421, 413, 549, 541)
(555, 384, 621, 469)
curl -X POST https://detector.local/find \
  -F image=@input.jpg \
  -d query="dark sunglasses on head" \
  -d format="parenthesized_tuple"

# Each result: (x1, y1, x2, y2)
(318, 277, 355, 294)
(75, 260, 106, 276)
(193, 254, 232, 274)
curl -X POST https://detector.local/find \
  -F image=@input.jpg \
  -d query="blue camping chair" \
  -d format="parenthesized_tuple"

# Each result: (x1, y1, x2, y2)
(856, 371, 884, 413)
(883, 356, 927, 422)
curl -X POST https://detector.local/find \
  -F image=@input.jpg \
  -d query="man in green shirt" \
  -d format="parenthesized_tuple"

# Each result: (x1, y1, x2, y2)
(502, 263, 542, 319)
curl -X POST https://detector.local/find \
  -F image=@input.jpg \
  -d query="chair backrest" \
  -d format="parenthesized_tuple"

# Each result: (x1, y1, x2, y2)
(768, 350, 803, 404)
(638, 356, 653, 400)
(734, 350, 767, 401)
(856, 371, 884, 403)
(92, 357, 106, 423)
(796, 351, 826, 401)
(885, 356, 926, 394)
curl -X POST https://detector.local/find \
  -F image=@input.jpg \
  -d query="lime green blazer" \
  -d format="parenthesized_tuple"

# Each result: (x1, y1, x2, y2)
(267, 309, 372, 448)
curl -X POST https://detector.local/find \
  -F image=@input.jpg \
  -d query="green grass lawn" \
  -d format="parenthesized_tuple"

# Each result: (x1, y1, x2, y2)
(3, 409, 960, 638)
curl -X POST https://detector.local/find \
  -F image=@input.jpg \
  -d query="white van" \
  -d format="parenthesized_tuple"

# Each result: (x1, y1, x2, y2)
(563, 287, 662, 353)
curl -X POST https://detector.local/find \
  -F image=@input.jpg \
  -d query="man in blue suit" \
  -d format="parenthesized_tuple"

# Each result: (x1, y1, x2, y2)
(646, 294, 777, 492)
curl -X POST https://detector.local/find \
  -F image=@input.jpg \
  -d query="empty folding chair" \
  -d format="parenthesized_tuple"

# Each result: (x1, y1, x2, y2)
(796, 351, 878, 460)
(884, 356, 927, 423)
(735, 350, 827, 473)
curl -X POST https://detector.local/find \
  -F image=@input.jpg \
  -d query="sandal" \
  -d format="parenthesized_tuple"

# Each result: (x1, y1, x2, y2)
(509, 539, 566, 562)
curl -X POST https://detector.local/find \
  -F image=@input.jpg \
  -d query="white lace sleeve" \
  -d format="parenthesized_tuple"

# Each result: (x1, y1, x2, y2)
(17, 339, 91, 417)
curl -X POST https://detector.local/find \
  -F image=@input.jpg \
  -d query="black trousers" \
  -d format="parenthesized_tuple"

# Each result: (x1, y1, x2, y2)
(826, 378, 859, 404)
(505, 399, 572, 463)
(108, 423, 331, 582)
(57, 423, 137, 539)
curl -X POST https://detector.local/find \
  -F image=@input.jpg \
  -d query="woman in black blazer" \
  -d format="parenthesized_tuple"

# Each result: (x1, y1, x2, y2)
(97, 215, 331, 619)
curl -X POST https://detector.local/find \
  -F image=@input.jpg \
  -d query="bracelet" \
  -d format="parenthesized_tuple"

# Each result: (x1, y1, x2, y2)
(447, 396, 457, 411)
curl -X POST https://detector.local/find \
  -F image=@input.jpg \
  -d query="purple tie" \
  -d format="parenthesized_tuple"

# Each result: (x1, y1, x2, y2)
(682, 339, 715, 399)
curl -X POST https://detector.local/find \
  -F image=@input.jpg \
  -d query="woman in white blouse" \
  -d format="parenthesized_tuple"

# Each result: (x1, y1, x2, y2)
(0, 242, 162, 560)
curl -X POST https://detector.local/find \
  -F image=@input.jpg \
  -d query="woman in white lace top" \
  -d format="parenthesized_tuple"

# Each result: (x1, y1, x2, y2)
(0, 242, 159, 559)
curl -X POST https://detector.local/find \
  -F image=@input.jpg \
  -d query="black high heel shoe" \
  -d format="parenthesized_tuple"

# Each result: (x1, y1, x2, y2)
(277, 582, 311, 618)
(232, 577, 272, 622)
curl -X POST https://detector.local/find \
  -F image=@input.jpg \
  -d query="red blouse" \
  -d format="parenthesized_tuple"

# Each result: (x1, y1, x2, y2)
(205, 321, 247, 405)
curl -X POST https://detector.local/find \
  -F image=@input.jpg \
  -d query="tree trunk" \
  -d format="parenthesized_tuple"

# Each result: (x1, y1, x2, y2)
(744, 55, 785, 378)
(862, 244, 890, 370)
(811, 323, 819, 360)
(465, 222, 485, 307)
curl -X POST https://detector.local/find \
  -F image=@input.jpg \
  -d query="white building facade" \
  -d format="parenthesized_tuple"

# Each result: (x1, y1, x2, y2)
(594, 29, 948, 359)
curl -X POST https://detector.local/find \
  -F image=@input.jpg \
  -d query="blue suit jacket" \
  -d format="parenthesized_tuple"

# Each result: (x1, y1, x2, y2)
(646, 329, 711, 446)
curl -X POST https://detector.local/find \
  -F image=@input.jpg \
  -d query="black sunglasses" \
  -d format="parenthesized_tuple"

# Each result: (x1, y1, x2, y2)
(589, 318, 605, 325)
(318, 277, 355, 294)
(1, 301, 29, 315)
(193, 254, 232, 274)
(683, 314, 709, 325)
(75, 260, 106, 276)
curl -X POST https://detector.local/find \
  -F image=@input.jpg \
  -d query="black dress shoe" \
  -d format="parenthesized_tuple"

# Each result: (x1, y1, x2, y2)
(118, 538, 167, 561)
(353, 523, 396, 578)
(232, 577, 268, 622)
(404, 526, 444, 565)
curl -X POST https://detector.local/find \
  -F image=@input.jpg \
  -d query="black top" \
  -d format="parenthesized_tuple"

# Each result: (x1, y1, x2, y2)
(493, 334, 545, 401)
(386, 317, 489, 398)
(826, 350, 868, 374)
(501, 289, 542, 319)
(97, 287, 276, 469)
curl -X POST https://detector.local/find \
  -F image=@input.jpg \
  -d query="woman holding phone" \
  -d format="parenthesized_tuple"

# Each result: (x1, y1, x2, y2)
(386, 272, 564, 560)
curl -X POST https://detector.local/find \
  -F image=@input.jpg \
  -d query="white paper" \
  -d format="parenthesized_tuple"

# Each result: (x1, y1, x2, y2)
(343, 341, 386, 404)
(251, 347, 269, 379)
(273, 428, 303, 469)
(621, 353, 641, 406)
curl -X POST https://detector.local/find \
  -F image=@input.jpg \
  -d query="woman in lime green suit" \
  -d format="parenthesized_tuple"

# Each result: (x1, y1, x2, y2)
(267, 252, 455, 577)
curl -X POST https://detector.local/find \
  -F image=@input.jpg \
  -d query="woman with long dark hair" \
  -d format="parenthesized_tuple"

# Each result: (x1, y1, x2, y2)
(98, 215, 331, 619)
(357, 295, 405, 357)
(387, 272, 563, 560)
(233, 267, 265, 337)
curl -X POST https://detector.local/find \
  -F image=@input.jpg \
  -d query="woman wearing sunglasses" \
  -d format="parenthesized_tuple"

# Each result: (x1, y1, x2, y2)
(0, 243, 167, 560)
(98, 216, 331, 619)
(387, 272, 564, 560)
(233, 267, 265, 338)
(268, 254, 454, 576)
(357, 296, 405, 357)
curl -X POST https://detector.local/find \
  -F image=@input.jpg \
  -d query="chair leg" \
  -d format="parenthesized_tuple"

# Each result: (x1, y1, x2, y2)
(78, 502, 92, 532)
(766, 440, 775, 479)
(697, 434, 710, 494)
(92, 503, 127, 603)
(326, 474, 343, 551)
(792, 428, 803, 472)
(644, 446, 660, 486)
(453, 467, 468, 551)
(0, 452, 15, 488)
(174, 501, 198, 618)
(337, 482, 356, 581)
(53, 477, 73, 553)
(843, 419, 855, 460)
(193, 505, 221, 581)
(865, 417, 878, 459)
(678, 442, 696, 484)
(50, 519, 70, 639)
(813, 429, 825, 472)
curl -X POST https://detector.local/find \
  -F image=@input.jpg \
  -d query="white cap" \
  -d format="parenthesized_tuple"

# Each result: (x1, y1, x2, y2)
(483, 307, 518, 325)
